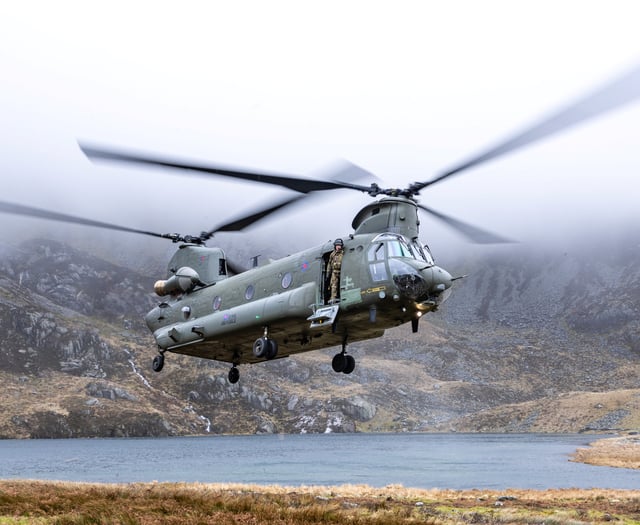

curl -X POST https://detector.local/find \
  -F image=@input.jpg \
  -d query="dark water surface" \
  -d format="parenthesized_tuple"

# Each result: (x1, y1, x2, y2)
(0, 433, 637, 490)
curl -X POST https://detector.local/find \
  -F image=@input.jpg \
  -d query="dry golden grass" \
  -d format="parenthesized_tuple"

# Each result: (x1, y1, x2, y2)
(572, 435, 640, 469)
(0, 480, 639, 524)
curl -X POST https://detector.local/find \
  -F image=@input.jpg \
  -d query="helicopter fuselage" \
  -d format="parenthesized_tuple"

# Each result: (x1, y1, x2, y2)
(144, 197, 453, 375)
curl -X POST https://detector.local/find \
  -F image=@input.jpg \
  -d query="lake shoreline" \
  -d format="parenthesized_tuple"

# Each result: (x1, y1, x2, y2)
(571, 434, 640, 469)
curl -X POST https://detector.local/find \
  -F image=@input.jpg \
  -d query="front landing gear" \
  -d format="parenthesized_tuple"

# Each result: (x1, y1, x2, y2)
(331, 339, 355, 375)
(332, 353, 355, 374)
(228, 366, 240, 384)
(152, 352, 165, 372)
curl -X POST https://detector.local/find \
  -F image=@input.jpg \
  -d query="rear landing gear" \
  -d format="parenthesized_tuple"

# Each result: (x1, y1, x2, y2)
(152, 353, 165, 372)
(253, 337, 278, 359)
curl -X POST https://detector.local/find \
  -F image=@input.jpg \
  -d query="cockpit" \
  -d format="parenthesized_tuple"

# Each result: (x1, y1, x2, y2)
(366, 233, 449, 303)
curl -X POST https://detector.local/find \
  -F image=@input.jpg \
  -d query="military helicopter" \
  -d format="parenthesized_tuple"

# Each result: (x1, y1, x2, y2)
(1, 65, 638, 384)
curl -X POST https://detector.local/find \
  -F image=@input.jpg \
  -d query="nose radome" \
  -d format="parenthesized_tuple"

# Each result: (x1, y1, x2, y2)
(431, 266, 452, 293)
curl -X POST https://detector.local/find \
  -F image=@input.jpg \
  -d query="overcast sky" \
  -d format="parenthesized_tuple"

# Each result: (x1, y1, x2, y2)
(1, 1, 639, 257)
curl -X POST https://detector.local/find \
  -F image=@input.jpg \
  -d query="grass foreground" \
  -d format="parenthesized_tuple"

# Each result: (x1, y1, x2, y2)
(0, 480, 639, 524)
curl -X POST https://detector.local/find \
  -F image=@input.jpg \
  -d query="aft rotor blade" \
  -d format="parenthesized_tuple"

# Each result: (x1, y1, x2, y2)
(225, 259, 247, 276)
(80, 143, 373, 194)
(0, 200, 170, 240)
(421, 63, 640, 190)
(418, 204, 514, 244)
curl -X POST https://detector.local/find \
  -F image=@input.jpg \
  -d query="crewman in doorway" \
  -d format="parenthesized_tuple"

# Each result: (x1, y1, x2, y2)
(328, 238, 344, 304)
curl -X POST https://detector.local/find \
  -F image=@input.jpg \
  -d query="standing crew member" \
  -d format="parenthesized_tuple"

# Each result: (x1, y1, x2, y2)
(328, 238, 344, 304)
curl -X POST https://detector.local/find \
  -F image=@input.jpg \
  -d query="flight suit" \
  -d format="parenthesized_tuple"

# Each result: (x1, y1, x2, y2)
(328, 248, 343, 303)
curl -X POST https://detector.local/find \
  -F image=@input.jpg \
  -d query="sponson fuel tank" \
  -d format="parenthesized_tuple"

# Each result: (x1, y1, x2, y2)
(146, 282, 316, 350)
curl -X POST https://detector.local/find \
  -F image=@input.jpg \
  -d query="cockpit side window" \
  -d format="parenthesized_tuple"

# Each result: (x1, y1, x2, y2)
(370, 261, 388, 282)
(367, 243, 385, 262)
(367, 242, 388, 282)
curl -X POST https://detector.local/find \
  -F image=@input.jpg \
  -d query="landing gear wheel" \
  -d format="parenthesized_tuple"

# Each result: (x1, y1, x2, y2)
(342, 354, 356, 374)
(266, 339, 278, 360)
(332, 353, 346, 373)
(253, 337, 267, 358)
(228, 366, 240, 384)
(253, 337, 278, 360)
(152, 354, 165, 373)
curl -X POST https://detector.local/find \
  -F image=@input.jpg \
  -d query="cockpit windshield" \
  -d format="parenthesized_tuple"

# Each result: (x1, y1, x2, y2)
(371, 233, 434, 265)
(410, 240, 434, 265)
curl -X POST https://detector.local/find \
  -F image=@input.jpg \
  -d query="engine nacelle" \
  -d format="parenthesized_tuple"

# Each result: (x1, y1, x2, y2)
(154, 266, 200, 296)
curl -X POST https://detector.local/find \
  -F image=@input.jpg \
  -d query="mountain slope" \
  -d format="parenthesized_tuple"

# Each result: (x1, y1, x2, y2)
(0, 235, 638, 438)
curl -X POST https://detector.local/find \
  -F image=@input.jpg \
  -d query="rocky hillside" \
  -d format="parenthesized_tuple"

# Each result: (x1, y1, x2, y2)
(0, 235, 638, 438)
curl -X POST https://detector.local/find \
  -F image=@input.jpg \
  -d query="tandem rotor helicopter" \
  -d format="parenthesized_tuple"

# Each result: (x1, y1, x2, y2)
(1, 65, 639, 384)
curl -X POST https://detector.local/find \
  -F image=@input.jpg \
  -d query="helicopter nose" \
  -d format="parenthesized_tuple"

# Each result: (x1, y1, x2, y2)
(430, 265, 452, 294)
(424, 265, 453, 307)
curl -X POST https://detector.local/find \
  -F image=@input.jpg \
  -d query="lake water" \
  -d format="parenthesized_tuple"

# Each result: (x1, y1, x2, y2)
(0, 433, 637, 490)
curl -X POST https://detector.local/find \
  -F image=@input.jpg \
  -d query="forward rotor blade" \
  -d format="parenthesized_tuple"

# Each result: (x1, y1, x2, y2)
(204, 194, 307, 238)
(80, 143, 373, 194)
(417, 204, 514, 244)
(0, 200, 170, 240)
(421, 63, 640, 190)
(200, 159, 376, 239)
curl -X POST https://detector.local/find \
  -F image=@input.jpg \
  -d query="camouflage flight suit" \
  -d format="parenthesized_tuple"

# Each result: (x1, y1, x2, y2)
(328, 248, 344, 303)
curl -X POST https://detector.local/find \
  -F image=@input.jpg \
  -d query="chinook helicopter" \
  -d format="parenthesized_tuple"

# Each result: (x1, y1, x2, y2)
(1, 65, 638, 384)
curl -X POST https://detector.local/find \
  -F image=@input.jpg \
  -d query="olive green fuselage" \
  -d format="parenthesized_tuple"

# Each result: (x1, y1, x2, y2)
(145, 197, 453, 365)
